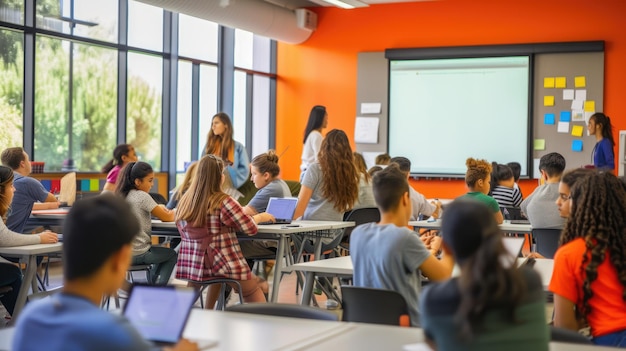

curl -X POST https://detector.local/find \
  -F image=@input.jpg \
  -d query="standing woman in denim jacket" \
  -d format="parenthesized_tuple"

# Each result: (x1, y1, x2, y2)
(202, 112, 249, 199)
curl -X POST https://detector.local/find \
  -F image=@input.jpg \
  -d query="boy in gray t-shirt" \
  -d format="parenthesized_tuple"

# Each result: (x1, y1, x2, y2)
(350, 165, 454, 326)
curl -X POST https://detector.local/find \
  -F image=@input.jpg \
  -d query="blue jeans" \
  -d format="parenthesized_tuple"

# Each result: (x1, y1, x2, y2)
(594, 329, 626, 347)
(132, 246, 177, 285)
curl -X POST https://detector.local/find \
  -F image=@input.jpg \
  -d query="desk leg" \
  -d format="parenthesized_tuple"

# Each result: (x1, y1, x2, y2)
(313, 236, 322, 261)
(270, 235, 286, 303)
(300, 271, 315, 306)
(12, 255, 37, 320)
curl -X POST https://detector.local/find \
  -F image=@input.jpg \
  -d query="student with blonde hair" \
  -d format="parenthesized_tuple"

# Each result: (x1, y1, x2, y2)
(176, 155, 274, 308)
(166, 162, 198, 210)
(459, 158, 503, 224)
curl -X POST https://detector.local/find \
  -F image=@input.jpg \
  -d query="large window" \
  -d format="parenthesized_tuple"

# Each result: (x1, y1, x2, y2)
(0, 28, 23, 148)
(127, 52, 162, 170)
(1, 2, 275, 191)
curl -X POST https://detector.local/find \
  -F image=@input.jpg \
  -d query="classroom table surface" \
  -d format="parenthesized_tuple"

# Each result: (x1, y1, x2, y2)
(0, 309, 616, 351)
(410, 219, 532, 234)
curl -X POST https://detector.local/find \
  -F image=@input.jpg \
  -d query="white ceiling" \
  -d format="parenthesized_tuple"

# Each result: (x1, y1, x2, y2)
(266, 0, 424, 10)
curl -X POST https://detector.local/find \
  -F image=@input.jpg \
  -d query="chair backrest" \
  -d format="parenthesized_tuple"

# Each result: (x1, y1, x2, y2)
(550, 326, 592, 344)
(341, 286, 410, 326)
(531, 228, 562, 259)
(226, 303, 338, 321)
(342, 207, 381, 242)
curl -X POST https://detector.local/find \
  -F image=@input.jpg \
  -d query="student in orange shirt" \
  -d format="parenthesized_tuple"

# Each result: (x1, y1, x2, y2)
(550, 170, 626, 347)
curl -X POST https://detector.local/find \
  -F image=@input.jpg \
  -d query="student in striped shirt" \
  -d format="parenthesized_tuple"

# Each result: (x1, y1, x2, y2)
(489, 163, 522, 208)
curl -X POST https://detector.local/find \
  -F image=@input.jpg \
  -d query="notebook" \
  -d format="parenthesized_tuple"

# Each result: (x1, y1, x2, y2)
(260, 197, 298, 225)
(123, 284, 213, 347)
(58, 172, 76, 206)
(502, 237, 525, 258)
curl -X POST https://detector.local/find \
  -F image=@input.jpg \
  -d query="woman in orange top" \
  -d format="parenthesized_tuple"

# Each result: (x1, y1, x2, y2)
(549, 171, 626, 346)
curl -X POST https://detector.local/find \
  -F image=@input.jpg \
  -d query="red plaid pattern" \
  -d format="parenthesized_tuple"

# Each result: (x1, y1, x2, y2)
(176, 196, 258, 281)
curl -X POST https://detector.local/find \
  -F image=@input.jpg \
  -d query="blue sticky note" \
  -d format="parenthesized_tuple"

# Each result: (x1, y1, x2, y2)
(572, 140, 583, 152)
(544, 113, 555, 125)
(40, 180, 52, 192)
(560, 111, 571, 122)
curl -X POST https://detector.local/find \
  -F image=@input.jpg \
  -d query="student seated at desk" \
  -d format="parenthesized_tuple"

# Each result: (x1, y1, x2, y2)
(12, 195, 197, 351)
(175, 155, 274, 308)
(458, 158, 503, 224)
(550, 171, 626, 347)
(352, 152, 376, 209)
(389, 156, 441, 221)
(166, 162, 198, 210)
(101, 144, 138, 193)
(520, 152, 566, 229)
(0, 166, 57, 318)
(0, 147, 59, 233)
(420, 199, 549, 351)
(489, 162, 522, 209)
(116, 162, 177, 286)
(350, 164, 454, 327)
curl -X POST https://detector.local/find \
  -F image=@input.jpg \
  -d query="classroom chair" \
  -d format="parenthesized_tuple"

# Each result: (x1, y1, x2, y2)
(340, 286, 410, 327)
(184, 278, 244, 310)
(550, 326, 592, 344)
(531, 228, 561, 259)
(340, 207, 381, 254)
(226, 303, 338, 321)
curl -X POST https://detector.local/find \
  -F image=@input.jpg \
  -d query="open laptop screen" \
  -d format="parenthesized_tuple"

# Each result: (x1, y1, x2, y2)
(265, 197, 298, 222)
(123, 285, 197, 344)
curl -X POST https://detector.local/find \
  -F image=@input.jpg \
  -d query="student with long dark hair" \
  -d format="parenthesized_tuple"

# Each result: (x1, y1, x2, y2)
(202, 112, 249, 197)
(489, 162, 522, 208)
(550, 171, 626, 346)
(421, 199, 549, 350)
(588, 112, 615, 171)
(115, 161, 177, 285)
(300, 105, 328, 181)
(101, 144, 138, 192)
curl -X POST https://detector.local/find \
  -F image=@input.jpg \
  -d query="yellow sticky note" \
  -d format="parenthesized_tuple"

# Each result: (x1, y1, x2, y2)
(575, 76, 586, 88)
(584, 100, 595, 112)
(555, 77, 566, 88)
(89, 179, 99, 191)
(544, 96, 555, 106)
(534, 139, 546, 151)
(571, 125, 584, 137)
(543, 77, 555, 88)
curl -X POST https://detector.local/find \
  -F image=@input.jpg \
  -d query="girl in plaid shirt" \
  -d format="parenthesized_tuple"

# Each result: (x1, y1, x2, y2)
(175, 155, 275, 308)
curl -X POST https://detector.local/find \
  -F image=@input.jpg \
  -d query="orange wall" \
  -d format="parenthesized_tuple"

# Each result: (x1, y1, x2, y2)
(276, 0, 626, 199)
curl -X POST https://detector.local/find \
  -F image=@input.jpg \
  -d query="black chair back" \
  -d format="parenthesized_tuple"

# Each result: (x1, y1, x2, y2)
(550, 326, 592, 344)
(342, 207, 381, 243)
(341, 286, 410, 326)
(531, 228, 562, 259)
(226, 303, 338, 321)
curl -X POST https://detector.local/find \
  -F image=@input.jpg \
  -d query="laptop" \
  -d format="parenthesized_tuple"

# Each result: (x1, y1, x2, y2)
(58, 172, 76, 207)
(259, 197, 298, 225)
(502, 237, 525, 258)
(123, 284, 215, 348)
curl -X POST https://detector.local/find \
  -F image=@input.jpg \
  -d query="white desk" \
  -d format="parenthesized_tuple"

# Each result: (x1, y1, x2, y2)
(285, 256, 353, 306)
(410, 219, 532, 234)
(0, 243, 63, 320)
(152, 220, 354, 303)
(0, 309, 615, 351)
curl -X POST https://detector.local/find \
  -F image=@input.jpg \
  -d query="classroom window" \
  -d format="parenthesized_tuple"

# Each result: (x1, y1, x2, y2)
(0, 28, 24, 148)
(235, 29, 271, 73)
(34, 36, 117, 171)
(127, 52, 163, 171)
(176, 60, 192, 172)
(251, 75, 271, 157)
(197, 64, 218, 156)
(232, 70, 247, 146)
(127, 0, 163, 52)
(0, 0, 23, 24)
(178, 14, 218, 62)
(36, 0, 118, 43)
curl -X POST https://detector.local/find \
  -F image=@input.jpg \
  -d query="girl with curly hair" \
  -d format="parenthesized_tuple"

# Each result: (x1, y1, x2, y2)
(550, 171, 626, 346)
(458, 158, 503, 224)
